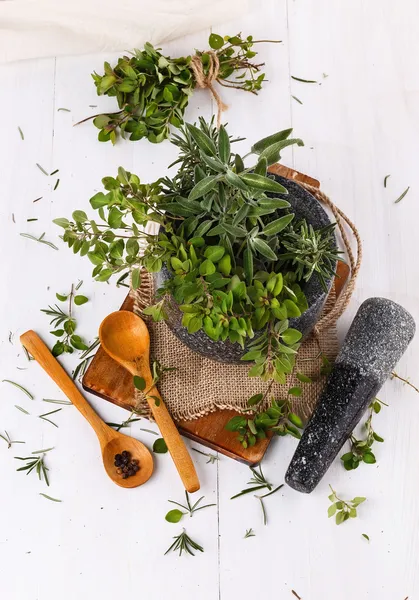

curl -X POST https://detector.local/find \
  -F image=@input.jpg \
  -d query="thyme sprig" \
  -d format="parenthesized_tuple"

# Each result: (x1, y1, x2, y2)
(328, 485, 366, 525)
(41, 282, 89, 357)
(341, 398, 386, 470)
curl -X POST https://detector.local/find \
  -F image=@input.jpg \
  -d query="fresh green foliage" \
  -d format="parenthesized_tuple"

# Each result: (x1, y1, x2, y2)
(191, 448, 219, 464)
(88, 34, 278, 144)
(41, 282, 89, 357)
(225, 387, 304, 448)
(15, 450, 52, 486)
(165, 491, 215, 523)
(2, 379, 34, 400)
(55, 119, 339, 383)
(164, 529, 204, 557)
(328, 485, 366, 525)
(0, 430, 25, 449)
(341, 398, 386, 470)
(244, 528, 255, 538)
(153, 438, 168, 453)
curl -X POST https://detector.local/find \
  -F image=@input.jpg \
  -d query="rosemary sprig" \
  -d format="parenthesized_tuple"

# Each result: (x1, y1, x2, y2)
(231, 465, 272, 499)
(40, 493, 62, 502)
(2, 379, 34, 399)
(191, 448, 219, 464)
(15, 451, 51, 486)
(39, 408, 62, 428)
(165, 491, 216, 523)
(0, 430, 25, 449)
(36, 163, 49, 176)
(15, 405, 30, 415)
(43, 398, 72, 405)
(291, 75, 318, 83)
(73, 338, 100, 381)
(140, 428, 159, 436)
(20, 232, 58, 251)
(244, 528, 255, 538)
(164, 529, 204, 557)
(395, 186, 410, 204)
(254, 484, 284, 525)
(32, 447, 54, 454)
(106, 411, 142, 431)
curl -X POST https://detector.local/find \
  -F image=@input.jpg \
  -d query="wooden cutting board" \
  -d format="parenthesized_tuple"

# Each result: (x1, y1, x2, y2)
(82, 165, 348, 465)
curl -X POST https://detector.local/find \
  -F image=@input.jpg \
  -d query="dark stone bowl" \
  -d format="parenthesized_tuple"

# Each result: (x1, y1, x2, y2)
(153, 174, 336, 364)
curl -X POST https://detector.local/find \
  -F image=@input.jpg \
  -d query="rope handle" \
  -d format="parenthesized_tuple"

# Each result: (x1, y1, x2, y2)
(298, 183, 363, 338)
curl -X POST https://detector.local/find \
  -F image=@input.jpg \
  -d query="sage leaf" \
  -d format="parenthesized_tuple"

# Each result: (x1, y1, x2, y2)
(239, 173, 289, 194)
(188, 176, 218, 201)
(251, 129, 293, 154)
(262, 213, 294, 236)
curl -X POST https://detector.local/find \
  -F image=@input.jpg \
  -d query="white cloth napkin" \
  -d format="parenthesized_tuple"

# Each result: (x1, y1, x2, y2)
(0, 0, 247, 63)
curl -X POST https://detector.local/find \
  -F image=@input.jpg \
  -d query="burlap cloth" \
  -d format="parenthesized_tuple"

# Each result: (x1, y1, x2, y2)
(132, 183, 362, 422)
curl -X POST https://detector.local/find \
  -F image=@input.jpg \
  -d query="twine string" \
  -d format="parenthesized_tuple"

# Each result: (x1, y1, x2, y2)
(190, 51, 228, 128)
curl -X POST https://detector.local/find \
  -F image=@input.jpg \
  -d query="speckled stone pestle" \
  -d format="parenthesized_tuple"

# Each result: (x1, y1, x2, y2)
(285, 297, 416, 494)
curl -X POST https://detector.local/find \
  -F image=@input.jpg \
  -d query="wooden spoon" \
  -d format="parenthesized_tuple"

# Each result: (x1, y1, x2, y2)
(99, 311, 200, 493)
(20, 330, 154, 489)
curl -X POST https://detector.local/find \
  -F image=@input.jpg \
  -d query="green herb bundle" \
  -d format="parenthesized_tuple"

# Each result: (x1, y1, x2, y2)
(85, 33, 279, 144)
(55, 118, 340, 383)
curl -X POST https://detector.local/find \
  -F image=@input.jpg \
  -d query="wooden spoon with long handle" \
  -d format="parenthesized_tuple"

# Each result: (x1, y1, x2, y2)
(99, 311, 200, 493)
(20, 330, 154, 488)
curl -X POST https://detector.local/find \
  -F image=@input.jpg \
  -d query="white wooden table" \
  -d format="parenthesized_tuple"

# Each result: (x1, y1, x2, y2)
(1, 1, 418, 598)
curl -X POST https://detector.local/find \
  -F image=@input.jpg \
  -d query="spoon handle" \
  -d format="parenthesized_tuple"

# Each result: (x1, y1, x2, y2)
(146, 387, 200, 493)
(20, 330, 112, 442)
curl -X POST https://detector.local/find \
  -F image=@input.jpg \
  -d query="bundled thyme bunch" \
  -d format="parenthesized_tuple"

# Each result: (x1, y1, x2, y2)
(55, 119, 340, 383)
(85, 33, 278, 144)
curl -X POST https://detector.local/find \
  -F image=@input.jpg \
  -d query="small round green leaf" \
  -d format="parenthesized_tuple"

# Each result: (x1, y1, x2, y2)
(165, 509, 184, 523)
(153, 438, 168, 453)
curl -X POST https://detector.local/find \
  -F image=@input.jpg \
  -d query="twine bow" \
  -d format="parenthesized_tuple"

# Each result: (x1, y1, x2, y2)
(190, 51, 228, 128)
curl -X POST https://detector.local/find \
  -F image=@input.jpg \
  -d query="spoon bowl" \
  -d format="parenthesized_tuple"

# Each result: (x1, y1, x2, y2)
(102, 433, 153, 489)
